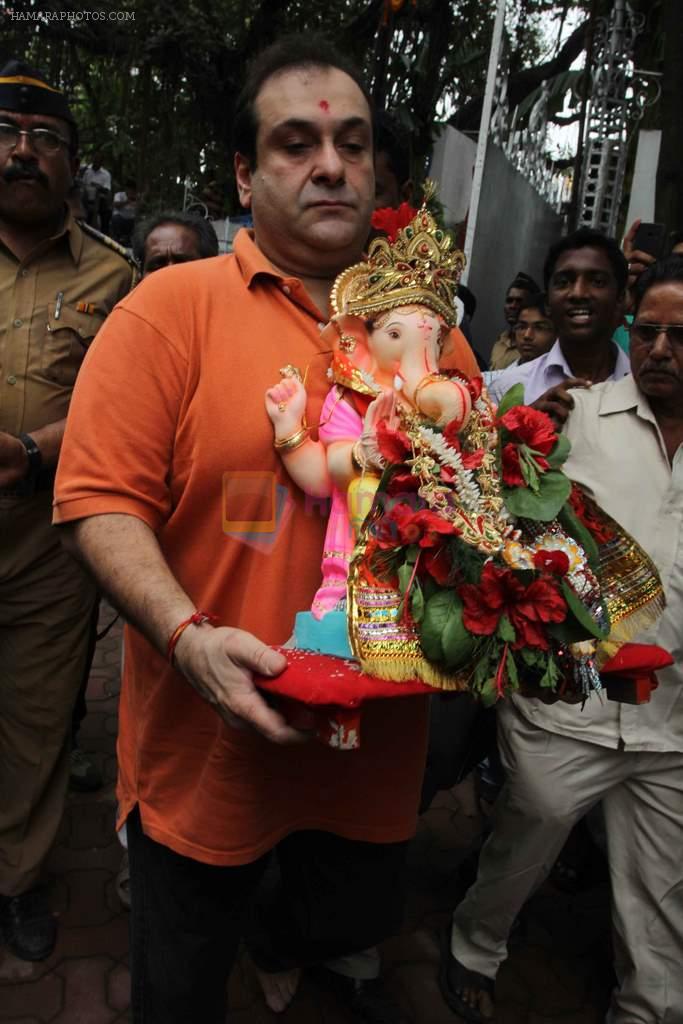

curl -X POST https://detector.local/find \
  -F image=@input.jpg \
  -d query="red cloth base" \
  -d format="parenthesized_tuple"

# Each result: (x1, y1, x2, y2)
(255, 648, 433, 750)
(255, 647, 434, 708)
(601, 642, 674, 705)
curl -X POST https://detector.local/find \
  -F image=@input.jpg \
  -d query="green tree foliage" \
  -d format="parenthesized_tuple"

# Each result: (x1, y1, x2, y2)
(3, 0, 591, 213)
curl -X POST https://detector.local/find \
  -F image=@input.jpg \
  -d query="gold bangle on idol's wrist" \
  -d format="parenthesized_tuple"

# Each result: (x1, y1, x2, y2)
(413, 372, 443, 411)
(274, 426, 310, 452)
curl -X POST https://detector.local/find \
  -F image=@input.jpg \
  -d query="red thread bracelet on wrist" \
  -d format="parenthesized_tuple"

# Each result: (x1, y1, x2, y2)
(167, 611, 217, 664)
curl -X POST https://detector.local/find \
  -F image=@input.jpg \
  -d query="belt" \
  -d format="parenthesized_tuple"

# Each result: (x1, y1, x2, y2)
(0, 467, 56, 497)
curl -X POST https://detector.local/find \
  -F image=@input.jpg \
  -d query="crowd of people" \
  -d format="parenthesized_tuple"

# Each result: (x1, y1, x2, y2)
(0, 34, 681, 1024)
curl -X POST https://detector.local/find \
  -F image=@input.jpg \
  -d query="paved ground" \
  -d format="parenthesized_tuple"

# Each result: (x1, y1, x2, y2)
(0, 611, 615, 1022)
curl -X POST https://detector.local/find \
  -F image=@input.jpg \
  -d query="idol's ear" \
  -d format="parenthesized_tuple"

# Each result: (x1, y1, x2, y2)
(323, 314, 375, 374)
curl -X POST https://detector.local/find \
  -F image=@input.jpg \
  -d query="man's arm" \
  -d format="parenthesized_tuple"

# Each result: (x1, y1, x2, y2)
(0, 418, 66, 488)
(60, 513, 308, 745)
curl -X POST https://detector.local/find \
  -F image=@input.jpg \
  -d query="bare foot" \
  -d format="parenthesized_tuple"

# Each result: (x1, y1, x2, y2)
(254, 965, 301, 1014)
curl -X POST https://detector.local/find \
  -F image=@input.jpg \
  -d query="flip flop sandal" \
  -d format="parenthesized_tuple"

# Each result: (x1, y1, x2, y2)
(438, 926, 495, 1024)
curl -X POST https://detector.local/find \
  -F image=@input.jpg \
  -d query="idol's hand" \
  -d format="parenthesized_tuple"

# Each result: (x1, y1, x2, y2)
(265, 377, 308, 438)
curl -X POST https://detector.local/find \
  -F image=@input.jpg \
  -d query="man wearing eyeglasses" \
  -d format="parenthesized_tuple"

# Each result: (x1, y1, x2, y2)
(0, 59, 136, 961)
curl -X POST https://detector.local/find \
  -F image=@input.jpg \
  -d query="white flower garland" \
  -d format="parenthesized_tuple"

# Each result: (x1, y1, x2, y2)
(418, 426, 482, 513)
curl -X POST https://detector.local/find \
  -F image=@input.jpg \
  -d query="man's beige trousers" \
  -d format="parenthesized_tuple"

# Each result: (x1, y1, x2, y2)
(452, 701, 683, 1024)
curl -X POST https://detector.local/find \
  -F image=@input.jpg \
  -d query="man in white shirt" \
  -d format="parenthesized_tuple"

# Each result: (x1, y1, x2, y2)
(488, 229, 631, 414)
(81, 150, 111, 232)
(441, 257, 683, 1024)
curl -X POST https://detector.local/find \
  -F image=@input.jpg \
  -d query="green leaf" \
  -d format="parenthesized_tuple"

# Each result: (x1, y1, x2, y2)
(506, 649, 519, 689)
(561, 580, 610, 641)
(503, 470, 572, 521)
(556, 502, 601, 572)
(478, 676, 499, 707)
(441, 595, 477, 669)
(420, 590, 457, 662)
(397, 562, 413, 596)
(497, 614, 516, 644)
(495, 383, 525, 418)
(410, 581, 425, 624)
(539, 654, 561, 690)
(546, 434, 571, 470)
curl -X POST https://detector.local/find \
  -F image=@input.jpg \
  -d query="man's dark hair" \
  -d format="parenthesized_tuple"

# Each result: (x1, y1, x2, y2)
(374, 110, 410, 190)
(457, 283, 477, 320)
(543, 227, 628, 293)
(132, 210, 219, 266)
(507, 271, 539, 295)
(232, 34, 372, 166)
(518, 291, 549, 316)
(632, 255, 683, 315)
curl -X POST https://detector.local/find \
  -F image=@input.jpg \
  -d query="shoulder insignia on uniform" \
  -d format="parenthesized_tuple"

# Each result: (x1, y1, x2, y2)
(79, 221, 139, 273)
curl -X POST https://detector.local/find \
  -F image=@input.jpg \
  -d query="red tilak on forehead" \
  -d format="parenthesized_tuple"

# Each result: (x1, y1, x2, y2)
(319, 100, 330, 112)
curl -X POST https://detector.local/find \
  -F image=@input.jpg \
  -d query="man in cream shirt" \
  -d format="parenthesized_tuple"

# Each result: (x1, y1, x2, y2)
(442, 256, 683, 1023)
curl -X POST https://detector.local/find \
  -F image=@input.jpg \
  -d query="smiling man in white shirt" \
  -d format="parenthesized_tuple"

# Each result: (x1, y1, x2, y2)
(489, 229, 631, 418)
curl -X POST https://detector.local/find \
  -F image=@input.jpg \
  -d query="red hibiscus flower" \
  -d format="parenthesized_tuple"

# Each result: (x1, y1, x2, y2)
(375, 503, 457, 549)
(510, 578, 567, 649)
(385, 470, 420, 497)
(499, 405, 558, 454)
(533, 549, 570, 576)
(460, 562, 566, 649)
(376, 420, 411, 464)
(370, 202, 417, 242)
(422, 545, 452, 585)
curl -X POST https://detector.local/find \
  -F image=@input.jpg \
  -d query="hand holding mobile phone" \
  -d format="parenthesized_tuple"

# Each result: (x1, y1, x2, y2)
(632, 222, 668, 261)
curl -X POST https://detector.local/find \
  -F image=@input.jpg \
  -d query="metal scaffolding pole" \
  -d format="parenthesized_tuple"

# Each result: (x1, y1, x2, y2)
(462, 0, 506, 284)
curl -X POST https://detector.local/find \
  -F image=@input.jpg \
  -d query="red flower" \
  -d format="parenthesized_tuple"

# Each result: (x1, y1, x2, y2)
(461, 562, 525, 635)
(510, 578, 566, 649)
(370, 202, 417, 242)
(499, 405, 558, 454)
(501, 443, 524, 486)
(533, 549, 570, 576)
(385, 471, 419, 497)
(460, 562, 566, 649)
(375, 503, 457, 549)
(442, 420, 485, 470)
(422, 545, 452, 585)
(376, 420, 411, 464)
(568, 484, 615, 544)
(501, 442, 549, 487)
(467, 376, 483, 403)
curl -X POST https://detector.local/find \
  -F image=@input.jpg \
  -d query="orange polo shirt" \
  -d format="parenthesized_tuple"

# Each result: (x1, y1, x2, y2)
(54, 229, 478, 865)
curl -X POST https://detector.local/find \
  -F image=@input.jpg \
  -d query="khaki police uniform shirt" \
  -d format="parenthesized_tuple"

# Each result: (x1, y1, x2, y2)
(0, 207, 136, 436)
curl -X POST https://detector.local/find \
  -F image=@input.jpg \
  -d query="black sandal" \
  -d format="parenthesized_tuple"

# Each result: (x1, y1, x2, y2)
(438, 926, 495, 1023)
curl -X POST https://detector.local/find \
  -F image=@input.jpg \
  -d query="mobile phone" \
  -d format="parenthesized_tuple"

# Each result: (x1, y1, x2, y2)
(632, 222, 668, 260)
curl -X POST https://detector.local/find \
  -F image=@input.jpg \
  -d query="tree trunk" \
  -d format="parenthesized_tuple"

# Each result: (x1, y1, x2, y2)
(655, 0, 683, 231)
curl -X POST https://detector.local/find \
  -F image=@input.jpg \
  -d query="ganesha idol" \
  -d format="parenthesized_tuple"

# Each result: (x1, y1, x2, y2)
(259, 194, 672, 749)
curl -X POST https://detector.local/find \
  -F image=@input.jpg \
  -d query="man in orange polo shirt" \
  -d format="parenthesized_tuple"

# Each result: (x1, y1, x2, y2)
(55, 36, 479, 1024)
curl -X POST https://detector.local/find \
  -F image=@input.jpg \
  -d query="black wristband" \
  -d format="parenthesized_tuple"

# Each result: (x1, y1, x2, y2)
(18, 432, 43, 480)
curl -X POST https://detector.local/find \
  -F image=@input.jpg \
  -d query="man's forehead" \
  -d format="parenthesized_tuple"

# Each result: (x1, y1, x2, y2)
(0, 107, 69, 132)
(255, 65, 371, 126)
(553, 246, 613, 274)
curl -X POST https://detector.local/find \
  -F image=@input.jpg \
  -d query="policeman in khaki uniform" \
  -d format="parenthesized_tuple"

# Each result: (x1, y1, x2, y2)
(0, 60, 136, 960)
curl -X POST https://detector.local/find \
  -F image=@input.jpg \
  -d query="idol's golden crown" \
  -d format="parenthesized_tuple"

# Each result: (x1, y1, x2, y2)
(331, 183, 465, 327)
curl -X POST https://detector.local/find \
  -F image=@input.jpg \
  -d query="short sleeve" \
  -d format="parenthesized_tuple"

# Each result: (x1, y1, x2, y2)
(318, 387, 362, 445)
(54, 305, 188, 531)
